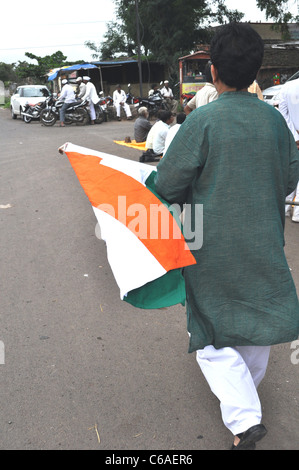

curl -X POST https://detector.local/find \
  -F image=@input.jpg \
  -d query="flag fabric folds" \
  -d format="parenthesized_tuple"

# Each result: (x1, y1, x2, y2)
(59, 142, 196, 309)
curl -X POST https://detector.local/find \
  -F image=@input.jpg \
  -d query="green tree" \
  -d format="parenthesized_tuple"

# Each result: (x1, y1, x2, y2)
(86, 0, 244, 79)
(0, 62, 18, 82)
(85, 21, 135, 59)
(256, 0, 299, 38)
(15, 51, 70, 83)
(85, 0, 297, 82)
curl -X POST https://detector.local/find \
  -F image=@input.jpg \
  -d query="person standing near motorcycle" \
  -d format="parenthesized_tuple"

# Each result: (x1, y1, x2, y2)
(113, 84, 132, 121)
(81, 76, 100, 124)
(160, 80, 178, 113)
(59, 79, 76, 127)
(75, 77, 86, 99)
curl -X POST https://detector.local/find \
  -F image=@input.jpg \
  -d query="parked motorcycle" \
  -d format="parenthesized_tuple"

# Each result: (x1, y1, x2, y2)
(126, 83, 134, 104)
(40, 97, 89, 126)
(21, 99, 48, 123)
(139, 92, 169, 118)
(181, 91, 196, 107)
(93, 92, 108, 124)
(126, 83, 140, 107)
(104, 94, 113, 106)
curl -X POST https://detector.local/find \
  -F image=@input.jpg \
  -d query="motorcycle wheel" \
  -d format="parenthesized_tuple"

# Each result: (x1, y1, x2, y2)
(40, 109, 57, 126)
(148, 107, 158, 119)
(74, 108, 88, 126)
(23, 112, 32, 124)
(95, 110, 105, 124)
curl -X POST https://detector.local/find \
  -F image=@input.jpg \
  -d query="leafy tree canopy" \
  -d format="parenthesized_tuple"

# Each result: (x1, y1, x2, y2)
(85, 0, 298, 80)
(0, 62, 18, 82)
(15, 51, 84, 83)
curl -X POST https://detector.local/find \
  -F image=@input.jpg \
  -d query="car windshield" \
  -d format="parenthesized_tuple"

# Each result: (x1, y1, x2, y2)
(22, 87, 50, 98)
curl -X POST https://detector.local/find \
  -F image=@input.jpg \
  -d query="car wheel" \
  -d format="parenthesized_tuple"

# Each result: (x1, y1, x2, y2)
(11, 106, 17, 119)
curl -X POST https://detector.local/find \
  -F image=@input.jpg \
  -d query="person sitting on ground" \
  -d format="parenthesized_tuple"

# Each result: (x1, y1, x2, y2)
(152, 110, 175, 155)
(134, 107, 152, 142)
(139, 111, 168, 162)
(164, 112, 186, 154)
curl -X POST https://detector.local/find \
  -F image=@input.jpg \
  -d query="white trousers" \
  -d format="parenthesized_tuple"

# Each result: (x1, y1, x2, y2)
(114, 102, 132, 118)
(286, 182, 299, 222)
(196, 345, 271, 436)
(88, 101, 96, 121)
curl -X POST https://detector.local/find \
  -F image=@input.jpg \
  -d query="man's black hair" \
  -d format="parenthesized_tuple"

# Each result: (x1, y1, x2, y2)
(159, 110, 173, 123)
(176, 112, 186, 124)
(210, 23, 264, 90)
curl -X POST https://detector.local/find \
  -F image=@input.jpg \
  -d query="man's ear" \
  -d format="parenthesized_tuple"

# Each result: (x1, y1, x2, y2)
(211, 64, 218, 84)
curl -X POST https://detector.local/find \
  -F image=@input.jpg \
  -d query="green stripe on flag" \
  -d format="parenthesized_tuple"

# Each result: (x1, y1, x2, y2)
(123, 268, 186, 309)
(123, 170, 187, 310)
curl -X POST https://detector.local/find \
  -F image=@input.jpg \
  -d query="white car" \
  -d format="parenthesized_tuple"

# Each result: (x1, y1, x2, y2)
(262, 70, 299, 107)
(10, 85, 51, 119)
(262, 84, 283, 107)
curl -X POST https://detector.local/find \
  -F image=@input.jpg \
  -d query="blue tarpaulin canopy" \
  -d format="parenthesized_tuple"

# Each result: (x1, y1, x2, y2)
(47, 63, 98, 81)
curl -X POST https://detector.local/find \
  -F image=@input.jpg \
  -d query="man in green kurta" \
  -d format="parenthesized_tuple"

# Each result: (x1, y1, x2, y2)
(154, 23, 299, 450)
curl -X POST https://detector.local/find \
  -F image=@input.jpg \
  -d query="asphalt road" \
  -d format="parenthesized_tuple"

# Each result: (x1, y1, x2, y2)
(0, 107, 299, 451)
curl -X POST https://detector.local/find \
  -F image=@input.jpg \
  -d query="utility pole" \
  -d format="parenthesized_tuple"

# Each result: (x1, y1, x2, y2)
(135, 0, 143, 97)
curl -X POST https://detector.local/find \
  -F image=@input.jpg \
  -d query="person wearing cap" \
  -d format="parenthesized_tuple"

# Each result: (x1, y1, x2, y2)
(134, 107, 152, 142)
(81, 76, 100, 124)
(160, 80, 178, 113)
(58, 78, 76, 127)
(112, 84, 132, 121)
(75, 76, 86, 99)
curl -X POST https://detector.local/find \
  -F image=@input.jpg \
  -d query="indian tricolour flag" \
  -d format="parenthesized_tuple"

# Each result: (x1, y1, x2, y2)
(59, 142, 196, 309)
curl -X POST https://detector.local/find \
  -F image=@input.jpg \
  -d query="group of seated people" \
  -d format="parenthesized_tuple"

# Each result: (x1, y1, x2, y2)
(134, 107, 186, 162)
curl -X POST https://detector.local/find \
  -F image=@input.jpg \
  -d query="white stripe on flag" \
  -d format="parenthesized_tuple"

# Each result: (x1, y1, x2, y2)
(93, 207, 166, 298)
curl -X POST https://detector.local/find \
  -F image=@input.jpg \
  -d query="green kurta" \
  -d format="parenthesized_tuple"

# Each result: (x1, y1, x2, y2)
(154, 92, 299, 352)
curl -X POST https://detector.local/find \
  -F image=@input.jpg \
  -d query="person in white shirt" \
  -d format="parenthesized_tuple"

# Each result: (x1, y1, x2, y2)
(160, 80, 178, 113)
(81, 76, 100, 124)
(113, 84, 132, 121)
(164, 112, 186, 155)
(279, 77, 299, 222)
(152, 110, 174, 155)
(139, 110, 174, 162)
(75, 76, 86, 99)
(58, 79, 76, 127)
(184, 62, 218, 115)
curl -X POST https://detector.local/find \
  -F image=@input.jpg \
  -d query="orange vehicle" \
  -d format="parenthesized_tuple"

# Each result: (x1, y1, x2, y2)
(179, 50, 210, 103)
